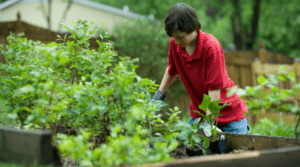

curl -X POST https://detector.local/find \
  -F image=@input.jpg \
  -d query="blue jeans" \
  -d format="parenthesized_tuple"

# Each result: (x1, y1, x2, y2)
(189, 117, 251, 134)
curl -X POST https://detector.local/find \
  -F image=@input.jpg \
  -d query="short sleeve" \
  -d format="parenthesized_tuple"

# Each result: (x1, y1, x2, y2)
(167, 39, 178, 76)
(205, 44, 227, 91)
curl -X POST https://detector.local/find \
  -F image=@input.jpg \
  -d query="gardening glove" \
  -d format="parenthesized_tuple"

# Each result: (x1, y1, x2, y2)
(151, 89, 166, 115)
(198, 121, 222, 137)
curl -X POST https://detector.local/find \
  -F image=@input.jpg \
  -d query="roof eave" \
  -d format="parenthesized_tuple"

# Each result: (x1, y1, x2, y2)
(0, 0, 21, 11)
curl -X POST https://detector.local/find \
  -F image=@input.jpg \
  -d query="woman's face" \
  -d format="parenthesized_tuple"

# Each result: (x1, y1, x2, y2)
(172, 29, 197, 48)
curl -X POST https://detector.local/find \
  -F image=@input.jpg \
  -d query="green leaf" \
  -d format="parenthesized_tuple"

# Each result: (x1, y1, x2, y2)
(226, 87, 238, 98)
(277, 75, 286, 82)
(288, 72, 295, 78)
(198, 94, 211, 112)
(203, 137, 210, 149)
(293, 83, 300, 90)
(279, 66, 287, 74)
(257, 76, 267, 84)
(194, 117, 201, 126)
(245, 86, 254, 94)
(192, 135, 202, 143)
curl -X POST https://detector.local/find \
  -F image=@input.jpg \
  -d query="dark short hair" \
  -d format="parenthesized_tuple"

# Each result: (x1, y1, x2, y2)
(164, 3, 201, 37)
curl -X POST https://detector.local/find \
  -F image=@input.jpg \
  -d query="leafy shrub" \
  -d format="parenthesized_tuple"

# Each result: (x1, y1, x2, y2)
(56, 105, 180, 166)
(0, 19, 182, 166)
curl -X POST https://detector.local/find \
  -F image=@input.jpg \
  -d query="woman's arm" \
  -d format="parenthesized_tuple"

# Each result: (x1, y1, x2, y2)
(158, 68, 178, 94)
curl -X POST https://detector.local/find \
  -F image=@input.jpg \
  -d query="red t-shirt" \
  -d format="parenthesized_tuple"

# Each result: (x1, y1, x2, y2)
(167, 29, 248, 126)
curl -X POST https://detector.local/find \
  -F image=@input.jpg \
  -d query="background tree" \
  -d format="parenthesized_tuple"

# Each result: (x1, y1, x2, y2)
(257, 0, 300, 58)
(37, 0, 73, 31)
(94, 0, 300, 57)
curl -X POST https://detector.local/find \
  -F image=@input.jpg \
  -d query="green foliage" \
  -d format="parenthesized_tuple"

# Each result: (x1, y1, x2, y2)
(174, 94, 230, 154)
(228, 66, 300, 115)
(257, 0, 300, 58)
(227, 66, 300, 137)
(174, 117, 210, 154)
(250, 117, 295, 138)
(0, 19, 182, 166)
(197, 94, 231, 139)
(95, 0, 300, 57)
(57, 106, 179, 166)
(90, 0, 207, 21)
(151, 107, 181, 144)
(111, 19, 168, 80)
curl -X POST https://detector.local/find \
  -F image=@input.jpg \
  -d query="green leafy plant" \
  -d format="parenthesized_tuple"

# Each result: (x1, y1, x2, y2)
(151, 106, 181, 144)
(250, 116, 295, 137)
(227, 66, 300, 141)
(174, 94, 231, 154)
(175, 116, 210, 155)
(197, 94, 231, 140)
(0, 19, 182, 166)
(56, 105, 179, 167)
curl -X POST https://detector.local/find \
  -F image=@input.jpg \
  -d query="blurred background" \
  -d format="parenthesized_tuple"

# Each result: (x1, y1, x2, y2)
(0, 0, 299, 134)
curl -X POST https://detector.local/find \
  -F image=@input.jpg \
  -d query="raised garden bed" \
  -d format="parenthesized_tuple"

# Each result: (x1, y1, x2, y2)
(0, 125, 61, 166)
(2, 124, 300, 167)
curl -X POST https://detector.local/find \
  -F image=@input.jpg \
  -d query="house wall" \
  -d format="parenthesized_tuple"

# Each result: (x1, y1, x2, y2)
(0, 0, 134, 35)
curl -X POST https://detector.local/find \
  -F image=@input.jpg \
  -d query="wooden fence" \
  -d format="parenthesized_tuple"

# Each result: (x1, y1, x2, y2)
(251, 57, 300, 125)
(224, 41, 297, 125)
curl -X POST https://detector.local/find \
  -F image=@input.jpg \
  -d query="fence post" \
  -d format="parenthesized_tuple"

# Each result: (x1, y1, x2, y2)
(276, 53, 283, 64)
(16, 12, 24, 34)
(258, 41, 267, 64)
(294, 59, 300, 101)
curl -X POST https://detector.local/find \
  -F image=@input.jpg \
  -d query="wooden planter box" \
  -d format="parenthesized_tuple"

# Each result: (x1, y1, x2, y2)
(1, 125, 300, 167)
(0, 126, 61, 166)
(136, 131, 300, 167)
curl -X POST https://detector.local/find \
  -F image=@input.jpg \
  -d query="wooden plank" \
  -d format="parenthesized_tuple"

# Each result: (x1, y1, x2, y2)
(251, 61, 263, 75)
(276, 53, 283, 64)
(227, 64, 239, 86)
(225, 56, 254, 66)
(255, 109, 296, 125)
(136, 146, 300, 167)
(266, 51, 277, 64)
(226, 64, 236, 85)
(294, 62, 300, 83)
(241, 66, 252, 88)
(0, 126, 61, 166)
(294, 62, 300, 100)
(263, 64, 294, 75)
(251, 62, 258, 87)
(154, 125, 299, 151)
(258, 48, 267, 64)
(196, 131, 299, 150)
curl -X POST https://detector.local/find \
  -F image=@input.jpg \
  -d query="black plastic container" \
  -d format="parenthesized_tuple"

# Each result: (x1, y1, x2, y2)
(209, 140, 229, 154)
(186, 145, 203, 156)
